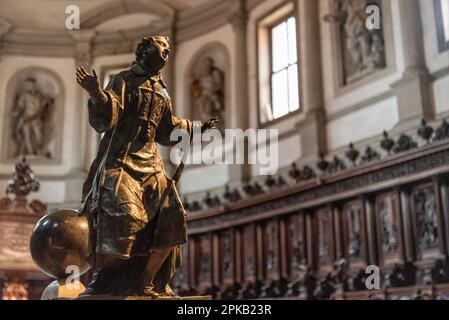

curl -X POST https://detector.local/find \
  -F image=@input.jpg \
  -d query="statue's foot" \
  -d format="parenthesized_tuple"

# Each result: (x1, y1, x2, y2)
(77, 287, 99, 297)
(159, 285, 180, 298)
(143, 287, 161, 299)
(159, 291, 180, 298)
(159, 284, 181, 299)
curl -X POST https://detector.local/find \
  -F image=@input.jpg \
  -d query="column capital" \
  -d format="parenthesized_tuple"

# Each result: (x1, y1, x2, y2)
(229, 11, 248, 31)
(68, 29, 96, 42)
(69, 29, 96, 68)
(229, 0, 248, 31)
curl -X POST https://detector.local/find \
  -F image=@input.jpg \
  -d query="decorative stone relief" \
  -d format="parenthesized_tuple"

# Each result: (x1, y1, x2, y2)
(189, 43, 228, 133)
(191, 56, 225, 132)
(3, 68, 63, 162)
(326, 0, 387, 85)
(11, 78, 55, 158)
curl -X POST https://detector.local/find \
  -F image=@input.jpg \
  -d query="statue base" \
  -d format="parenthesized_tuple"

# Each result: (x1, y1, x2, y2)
(74, 295, 212, 300)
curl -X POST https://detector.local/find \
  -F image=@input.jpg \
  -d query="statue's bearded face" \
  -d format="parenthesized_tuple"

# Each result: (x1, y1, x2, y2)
(139, 36, 171, 73)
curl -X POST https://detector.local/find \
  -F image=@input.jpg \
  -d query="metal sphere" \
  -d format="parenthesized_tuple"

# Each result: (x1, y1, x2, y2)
(30, 209, 90, 279)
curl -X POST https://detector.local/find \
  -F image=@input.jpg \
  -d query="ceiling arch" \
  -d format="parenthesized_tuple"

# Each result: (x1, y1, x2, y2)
(80, 0, 175, 29)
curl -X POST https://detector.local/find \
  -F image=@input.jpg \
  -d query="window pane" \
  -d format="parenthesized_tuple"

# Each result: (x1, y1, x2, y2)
(272, 22, 289, 72)
(442, 0, 449, 42)
(287, 17, 298, 64)
(271, 70, 289, 119)
(288, 64, 300, 112)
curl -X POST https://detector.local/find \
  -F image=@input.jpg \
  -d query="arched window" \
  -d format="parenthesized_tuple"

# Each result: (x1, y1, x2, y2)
(269, 16, 300, 121)
(257, 2, 300, 126)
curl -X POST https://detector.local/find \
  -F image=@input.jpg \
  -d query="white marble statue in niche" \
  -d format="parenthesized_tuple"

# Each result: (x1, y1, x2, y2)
(191, 57, 225, 132)
(10, 77, 55, 158)
(333, 0, 386, 85)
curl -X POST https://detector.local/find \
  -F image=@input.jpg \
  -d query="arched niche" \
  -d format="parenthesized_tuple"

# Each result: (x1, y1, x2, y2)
(185, 42, 231, 131)
(1, 67, 65, 164)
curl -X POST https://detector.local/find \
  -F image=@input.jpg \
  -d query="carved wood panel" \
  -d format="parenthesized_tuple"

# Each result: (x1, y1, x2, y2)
(220, 230, 234, 286)
(412, 183, 441, 258)
(342, 200, 366, 263)
(286, 213, 306, 278)
(0, 221, 37, 271)
(375, 192, 402, 264)
(198, 235, 212, 288)
(242, 224, 257, 282)
(316, 207, 334, 267)
(263, 219, 280, 280)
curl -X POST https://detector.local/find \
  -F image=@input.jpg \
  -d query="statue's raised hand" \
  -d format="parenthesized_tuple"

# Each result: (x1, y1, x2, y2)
(76, 67, 100, 94)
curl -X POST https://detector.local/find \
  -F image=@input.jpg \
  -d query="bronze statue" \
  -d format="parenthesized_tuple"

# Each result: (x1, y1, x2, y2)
(76, 35, 218, 297)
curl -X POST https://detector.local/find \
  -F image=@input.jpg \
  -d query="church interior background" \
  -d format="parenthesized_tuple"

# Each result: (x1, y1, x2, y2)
(1, 0, 449, 300)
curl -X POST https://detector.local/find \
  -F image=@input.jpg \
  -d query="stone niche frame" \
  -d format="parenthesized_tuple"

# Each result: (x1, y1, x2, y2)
(1, 67, 65, 165)
(328, 0, 397, 95)
(185, 42, 230, 128)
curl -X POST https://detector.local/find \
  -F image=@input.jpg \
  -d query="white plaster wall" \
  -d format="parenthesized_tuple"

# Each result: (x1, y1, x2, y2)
(326, 96, 399, 150)
(180, 164, 230, 194)
(250, 133, 301, 177)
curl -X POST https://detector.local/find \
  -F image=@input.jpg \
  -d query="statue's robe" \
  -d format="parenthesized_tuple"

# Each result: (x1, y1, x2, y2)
(80, 63, 194, 294)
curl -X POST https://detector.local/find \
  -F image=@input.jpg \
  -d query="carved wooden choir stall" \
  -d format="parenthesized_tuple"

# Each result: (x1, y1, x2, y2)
(179, 119, 449, 300)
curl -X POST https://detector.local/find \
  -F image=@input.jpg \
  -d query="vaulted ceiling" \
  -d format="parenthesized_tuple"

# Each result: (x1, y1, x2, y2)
(0, 0, 250, 57)
(0, 0, 215, 31)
